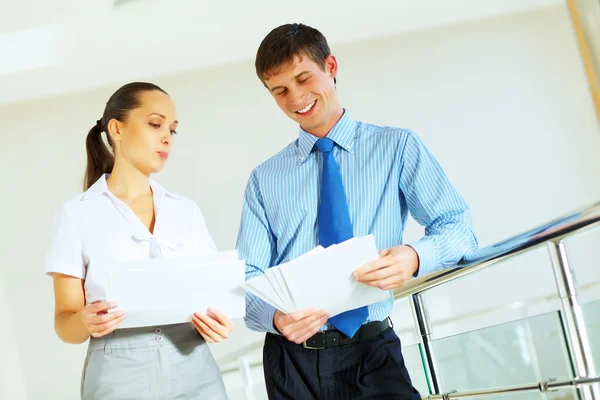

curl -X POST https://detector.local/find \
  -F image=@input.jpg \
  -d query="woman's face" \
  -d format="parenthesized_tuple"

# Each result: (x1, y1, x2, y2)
(109, 90, 178, 175)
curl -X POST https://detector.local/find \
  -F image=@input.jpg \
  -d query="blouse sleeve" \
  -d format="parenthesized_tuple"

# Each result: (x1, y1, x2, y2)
(44, 203, 85, 279)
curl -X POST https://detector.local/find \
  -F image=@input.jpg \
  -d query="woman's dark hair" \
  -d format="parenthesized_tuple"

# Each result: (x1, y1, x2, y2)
(84, 82, 168, 190)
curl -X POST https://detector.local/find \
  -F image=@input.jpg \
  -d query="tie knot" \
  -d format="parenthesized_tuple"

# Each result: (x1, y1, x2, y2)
(315, 138, 335, 153)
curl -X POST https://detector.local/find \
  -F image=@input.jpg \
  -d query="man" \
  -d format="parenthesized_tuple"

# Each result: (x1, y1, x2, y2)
(236, 23, 478, 399)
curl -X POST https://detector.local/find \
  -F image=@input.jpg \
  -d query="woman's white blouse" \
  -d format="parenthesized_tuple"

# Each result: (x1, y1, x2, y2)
(45, 174, 217, 304)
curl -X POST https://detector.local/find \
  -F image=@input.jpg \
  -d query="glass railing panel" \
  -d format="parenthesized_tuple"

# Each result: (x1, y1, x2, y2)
(400, 343, 430, 395)
(562, 226, 600, 306)
(582, 299, 600, 390)
(422, 247, 562, 340)
(431, 311, 574, 397)
(390, 296, 420, 346)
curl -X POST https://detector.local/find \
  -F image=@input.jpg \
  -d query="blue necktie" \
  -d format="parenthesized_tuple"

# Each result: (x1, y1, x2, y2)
(315, 138, 368, 338)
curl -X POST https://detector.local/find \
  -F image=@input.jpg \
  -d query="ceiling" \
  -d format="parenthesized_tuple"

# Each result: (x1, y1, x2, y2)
(0, 0, 564, 106)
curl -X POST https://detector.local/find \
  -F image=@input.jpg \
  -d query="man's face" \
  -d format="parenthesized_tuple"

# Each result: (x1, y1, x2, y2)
(263, 53, 340, 136)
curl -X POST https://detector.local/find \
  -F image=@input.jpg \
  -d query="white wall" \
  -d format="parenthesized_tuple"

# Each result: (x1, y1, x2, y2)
(0, 271, 28, 400)
(1, 4, 599, 399)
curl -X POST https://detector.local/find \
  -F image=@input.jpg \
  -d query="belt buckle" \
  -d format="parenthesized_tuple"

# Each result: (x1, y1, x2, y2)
(302, 333, 326, 350)
(302, 342, 326, 350)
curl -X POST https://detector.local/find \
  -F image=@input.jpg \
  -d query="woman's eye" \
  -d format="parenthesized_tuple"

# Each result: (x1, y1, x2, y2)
(170, 130, 178, 136)
(150, 123, 160, 128)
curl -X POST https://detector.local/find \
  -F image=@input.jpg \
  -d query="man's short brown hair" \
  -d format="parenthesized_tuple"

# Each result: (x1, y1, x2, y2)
(255, 23, 333, 84)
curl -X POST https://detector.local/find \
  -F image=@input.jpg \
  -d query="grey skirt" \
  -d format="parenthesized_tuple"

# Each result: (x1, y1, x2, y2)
(81, 323, 228, 400)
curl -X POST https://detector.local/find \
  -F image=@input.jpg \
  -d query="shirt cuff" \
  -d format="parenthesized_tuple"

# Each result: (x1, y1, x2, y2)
(261, 302, 280, 335)
(406, 239, 437, 278)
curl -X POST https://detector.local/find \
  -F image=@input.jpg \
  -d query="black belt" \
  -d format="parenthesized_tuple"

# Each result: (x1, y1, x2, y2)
(302, 318, 393, 350)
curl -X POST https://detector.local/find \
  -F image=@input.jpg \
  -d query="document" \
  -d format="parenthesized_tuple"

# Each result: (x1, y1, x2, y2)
(104, 251, 246, 329)
(245, 235, 390, 317)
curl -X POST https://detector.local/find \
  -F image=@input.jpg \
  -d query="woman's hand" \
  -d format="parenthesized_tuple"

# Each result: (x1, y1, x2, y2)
(192, 307, 234, 343)
(79, 301, 126, 338)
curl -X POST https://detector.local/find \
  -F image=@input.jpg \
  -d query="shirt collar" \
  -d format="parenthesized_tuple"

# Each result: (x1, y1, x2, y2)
(81, 174, 183, 201)
(296, 109, 358, 164)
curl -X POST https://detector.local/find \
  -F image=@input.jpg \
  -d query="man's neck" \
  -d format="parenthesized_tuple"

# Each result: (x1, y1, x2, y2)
(302, 107, 345, 138)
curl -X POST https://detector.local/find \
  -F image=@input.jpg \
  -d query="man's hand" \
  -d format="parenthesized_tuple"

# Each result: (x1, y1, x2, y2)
(274, 308, 330, 344)
(353, 245, 419, 290)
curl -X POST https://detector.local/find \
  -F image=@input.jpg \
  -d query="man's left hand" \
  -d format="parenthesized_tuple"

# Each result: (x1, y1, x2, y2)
(353, 245, 419, 290)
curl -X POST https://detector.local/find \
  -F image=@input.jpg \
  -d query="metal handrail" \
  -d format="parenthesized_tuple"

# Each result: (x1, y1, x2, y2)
(424, 377, 600, 399)
(393, 201, 600, 300)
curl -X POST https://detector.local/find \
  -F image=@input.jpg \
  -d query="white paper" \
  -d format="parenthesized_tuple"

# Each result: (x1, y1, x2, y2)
(244, 275, 289, 313)
(104, 253, 246, 329)
(264, 268, 294, 313)
(244, 235, 389, 317)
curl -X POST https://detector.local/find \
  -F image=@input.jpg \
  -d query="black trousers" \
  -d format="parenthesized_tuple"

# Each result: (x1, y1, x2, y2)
(263, 327, 421, 400)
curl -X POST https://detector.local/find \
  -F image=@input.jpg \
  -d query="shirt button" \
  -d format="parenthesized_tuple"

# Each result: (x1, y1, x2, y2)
(156, 336, 164, 343)
(154, 327, 163, 334)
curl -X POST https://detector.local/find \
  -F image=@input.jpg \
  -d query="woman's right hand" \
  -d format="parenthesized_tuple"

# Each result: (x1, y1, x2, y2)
(79, 301, 126, 338)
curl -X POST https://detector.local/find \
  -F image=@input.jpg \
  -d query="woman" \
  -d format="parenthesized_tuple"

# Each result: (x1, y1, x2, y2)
(45, 82, 232, 399)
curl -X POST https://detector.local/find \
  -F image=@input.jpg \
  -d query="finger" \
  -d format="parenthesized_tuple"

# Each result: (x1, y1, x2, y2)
(196, 315, 226, 342)
(191, 318, 214, 343)
(286, 311, 328, 342)
(289, 315, 330, 344)
(286, 309, 328, 333)
(195, 313, 230, 339)
(89, 310, 125, 325)
(379, 248, 391, 257)
(206, 307, 234, 330)
(354, 256, 392, 279)
(298, 314, 330, 343)
(379, 273, 411, 290)
(286, 308, 319, 323)
(87, 302, 118, 316)
(90, 314, 126, 334)
(192, 316, 217, 343)
(191, 317, 214, 343)
(294, 327, 323, 344)
(279, 310, 314, 337)
(88, 301, 119, 314)
(192, 315, 222, 342)
(91, 315, 126, 337)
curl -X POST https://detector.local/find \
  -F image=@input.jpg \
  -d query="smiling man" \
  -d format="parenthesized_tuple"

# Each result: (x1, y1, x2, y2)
(236, 23, 478, 399)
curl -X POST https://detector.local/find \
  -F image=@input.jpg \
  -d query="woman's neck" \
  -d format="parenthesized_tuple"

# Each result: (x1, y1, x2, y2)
(106, 161, 152, 199)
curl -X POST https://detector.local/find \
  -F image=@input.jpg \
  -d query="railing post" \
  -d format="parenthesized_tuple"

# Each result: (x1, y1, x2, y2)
(411, 293, 441, 394)
(237, 356, 256, 400)
(547, 241, 599, 399)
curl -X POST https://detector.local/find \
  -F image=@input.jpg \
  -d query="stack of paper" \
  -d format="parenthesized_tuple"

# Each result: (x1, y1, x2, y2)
(245, 235, 390, 317)
(104, 251, 246, 329)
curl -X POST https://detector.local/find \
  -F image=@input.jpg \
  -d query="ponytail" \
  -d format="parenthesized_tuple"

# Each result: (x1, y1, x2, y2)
(84, 119, 114, 190)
